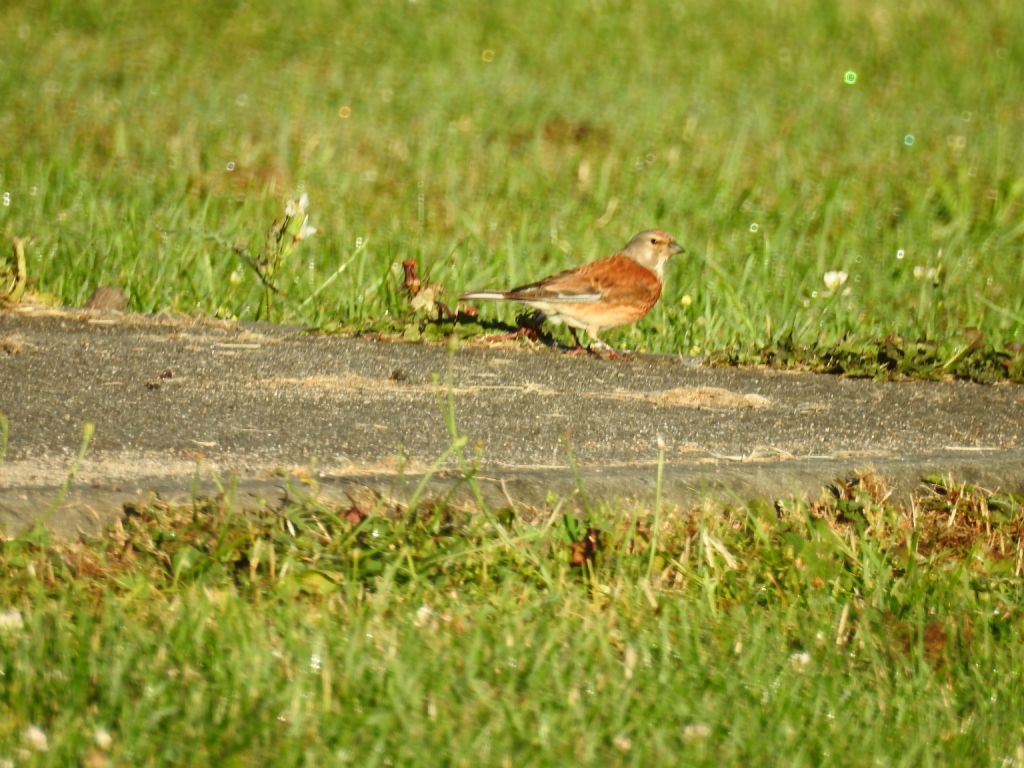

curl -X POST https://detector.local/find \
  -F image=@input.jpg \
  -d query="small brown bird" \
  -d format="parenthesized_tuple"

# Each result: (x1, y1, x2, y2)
(460, 229, 684, 351)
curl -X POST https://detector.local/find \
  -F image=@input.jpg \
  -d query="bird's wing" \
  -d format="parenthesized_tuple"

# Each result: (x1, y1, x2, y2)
(502, 268, 603, 303)
(505, 254, 660, 305)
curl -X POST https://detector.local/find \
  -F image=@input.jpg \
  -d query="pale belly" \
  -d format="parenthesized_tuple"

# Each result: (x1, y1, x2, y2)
(530, 301, 652, 332)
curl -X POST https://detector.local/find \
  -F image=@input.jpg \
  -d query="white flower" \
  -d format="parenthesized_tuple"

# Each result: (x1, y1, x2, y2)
(0, 609, 23, 632)
(94, 728, 113, 750)
(282, 193, 316, 244)
(23, 725, 48, 752)
(913, 265, 939, 281)
(414, 604, 433, 627)
(789, 650, 812, 669)
(285, 193, 310, 218)
(823, 271, 848, 292)
(683, 723, 711, 740)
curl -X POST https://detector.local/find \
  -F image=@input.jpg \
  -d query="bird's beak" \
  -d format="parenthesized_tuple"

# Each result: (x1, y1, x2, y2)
(670, 241, 685, 256)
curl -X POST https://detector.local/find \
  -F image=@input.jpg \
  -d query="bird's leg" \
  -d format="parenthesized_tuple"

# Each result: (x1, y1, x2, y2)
(563, 327, 593, 356)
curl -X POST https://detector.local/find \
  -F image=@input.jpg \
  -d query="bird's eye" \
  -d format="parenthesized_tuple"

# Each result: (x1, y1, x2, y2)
(650, 238, 658, 245)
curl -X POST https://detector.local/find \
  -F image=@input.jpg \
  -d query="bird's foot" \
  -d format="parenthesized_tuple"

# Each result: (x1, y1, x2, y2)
(588, 345, 628, 360)
(577, 335, 630, 359)
(564, 328, 610, 356)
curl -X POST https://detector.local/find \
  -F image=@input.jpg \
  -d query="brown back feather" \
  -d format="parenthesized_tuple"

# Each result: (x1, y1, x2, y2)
(504, 254, 660, 306)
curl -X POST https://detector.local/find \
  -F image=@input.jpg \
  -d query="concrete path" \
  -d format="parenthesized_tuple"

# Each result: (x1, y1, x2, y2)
(2, 307, 1023, 536)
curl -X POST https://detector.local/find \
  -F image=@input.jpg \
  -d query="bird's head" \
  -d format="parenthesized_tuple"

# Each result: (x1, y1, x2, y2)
(622, 229, 685, 280)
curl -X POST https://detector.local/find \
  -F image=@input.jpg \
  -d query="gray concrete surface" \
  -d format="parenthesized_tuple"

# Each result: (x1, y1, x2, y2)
(2, 306, 1023, 537)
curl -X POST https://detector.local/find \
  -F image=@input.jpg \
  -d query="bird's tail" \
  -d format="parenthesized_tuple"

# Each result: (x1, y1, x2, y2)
(459, 290, 510, 301)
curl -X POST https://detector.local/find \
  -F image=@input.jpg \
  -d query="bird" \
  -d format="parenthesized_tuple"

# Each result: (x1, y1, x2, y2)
(460, 229, 685, 352)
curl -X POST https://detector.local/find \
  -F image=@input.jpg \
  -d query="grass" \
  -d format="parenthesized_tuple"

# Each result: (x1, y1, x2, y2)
(0, 0, 1022, 378)
(2, 472, 1023, 765)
